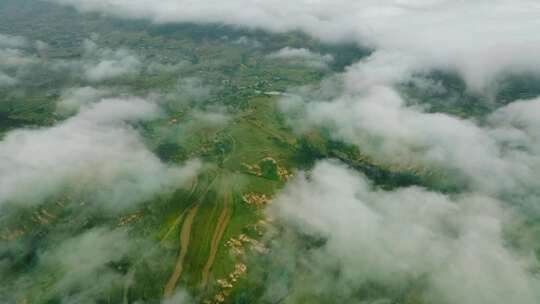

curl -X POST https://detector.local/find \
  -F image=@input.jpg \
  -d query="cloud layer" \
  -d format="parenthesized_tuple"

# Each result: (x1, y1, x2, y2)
(48, 0, 540, 90)
(39, 227, 136, 303)
(0, 33, 142, 88)
(0, 97, 200, 211)
(280, 79, 540, 205)
(269, 160, 539, 304)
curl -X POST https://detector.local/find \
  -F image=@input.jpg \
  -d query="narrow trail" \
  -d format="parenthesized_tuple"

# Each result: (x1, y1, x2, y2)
(163, 204, 200, 298)
(200, 193, 232, 288)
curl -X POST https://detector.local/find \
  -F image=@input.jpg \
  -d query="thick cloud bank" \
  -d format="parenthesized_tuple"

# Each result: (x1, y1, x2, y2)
(48, 0, 540, 89)
(283, 86, 540, 193)
(271, 54, 540, 302)
(270, 160, 540, 304)
(0, 97, 200, 211)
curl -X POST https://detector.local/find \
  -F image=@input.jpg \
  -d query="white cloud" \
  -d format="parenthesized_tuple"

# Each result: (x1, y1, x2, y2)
(342, 50, 423, 92)
(288, 88, 540, 197)
(268, 47, 334, 69)
(48, 0, 540, 90)
(164, 77, 213, 111)
(82, 39, 141, 82)
(40, 228, 135, 301)
(0, 97, 200, 211)
(0, 34, 37, 86)
(0, 71, 17, 87)
(84, 52, 141, 82)
(270, 160, 540, 304)
(35, 40, 49, 52)
(162, 290, 193, 304)
(232, 36, 262, 48)
(259, 8, 540, 299)
(0, 33, 28, 48)
(0, 48, 37, 68)
(56, 86, 112, 115)
(45, 38, 142, 83)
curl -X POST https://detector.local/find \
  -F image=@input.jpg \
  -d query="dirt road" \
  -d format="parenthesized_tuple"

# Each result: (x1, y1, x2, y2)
(163, 205, 200, 297)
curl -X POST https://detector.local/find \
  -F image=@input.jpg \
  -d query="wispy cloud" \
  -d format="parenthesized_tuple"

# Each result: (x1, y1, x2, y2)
(268, 47, 334, 69)
(267, 160, 539, 303)
(0, 96, 200, 212)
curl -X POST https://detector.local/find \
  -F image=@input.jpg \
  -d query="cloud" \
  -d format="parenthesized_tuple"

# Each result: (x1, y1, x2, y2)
(153, 106, 231, 150)
(39, 227, 136, 302)
(0, 33, 28, 48)
(163, 77, 214, 112)
(342, 50, 423, 92)
(56, 86, 112, 115)
(43, 38, 142, 83)
(0, 71, 17, 87)
(268, 47, 334, 69)
(35, 40, 49, 53)
(0, 226, 149, 303)
(0, 94, 200, 303)
(0, 33, 38, 87)
(232, 36, 262, 48)
(82, 39, 141, 82)
(0, 97, 201, 212)
(268, 160, 540, 304)
(0, 34, 36, 68)
(280, 72, 540, 199)
(48, 0, 540, 90)
(175, 77, 212, 103)
(161, 290, 193, 304)
(274, 67, 540, 304)
(0, 48, 37, 68)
